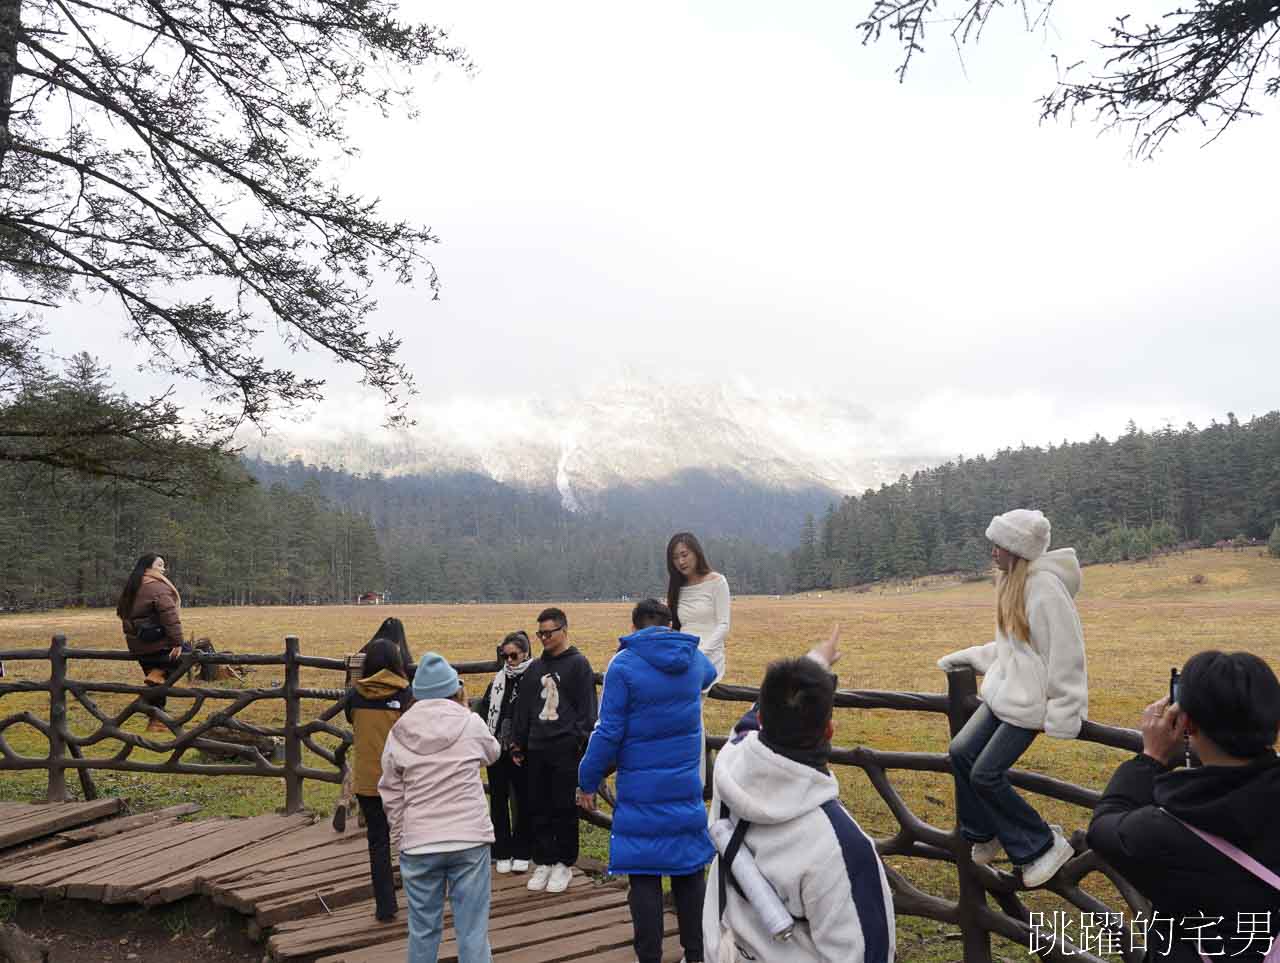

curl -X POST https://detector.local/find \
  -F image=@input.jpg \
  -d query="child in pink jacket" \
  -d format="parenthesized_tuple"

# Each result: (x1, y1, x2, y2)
(380, 653, 501, 963)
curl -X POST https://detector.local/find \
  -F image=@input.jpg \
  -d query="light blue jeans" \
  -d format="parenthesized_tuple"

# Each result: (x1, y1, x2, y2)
(400, 844, 492, 963)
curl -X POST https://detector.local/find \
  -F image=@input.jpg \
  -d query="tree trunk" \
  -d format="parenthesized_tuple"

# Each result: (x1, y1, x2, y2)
(0, 0, 20, 172)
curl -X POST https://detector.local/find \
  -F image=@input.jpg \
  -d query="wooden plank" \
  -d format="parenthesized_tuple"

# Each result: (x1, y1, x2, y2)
(201, 828, 368, 891)
(60, 822, 235, 899)
(312, 904, 638, 963)
(11, 821, 229, 898)
(271, 886, 629, 960)
(583, 932, 683, 963)
(0, 798, 124, 850)
(55, 803, 201, 843)
(102, 814, 313, 903)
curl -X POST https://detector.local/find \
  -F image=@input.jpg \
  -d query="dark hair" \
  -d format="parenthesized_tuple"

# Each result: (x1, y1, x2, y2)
(115, 553, 163, 619)
(361, 617, 413, 681)
(665, 532, 711, 631)
(632, 598, 673, 630)
(758, 657, 835, 750)
(498, 630, 531, 660)
(362, 638, 405, 679)
(536, 607, 567, 628)
(1180, 650, 1280, 759)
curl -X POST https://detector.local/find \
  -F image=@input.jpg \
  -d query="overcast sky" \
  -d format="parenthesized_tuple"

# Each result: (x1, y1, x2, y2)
(55, 0, 1280, 461)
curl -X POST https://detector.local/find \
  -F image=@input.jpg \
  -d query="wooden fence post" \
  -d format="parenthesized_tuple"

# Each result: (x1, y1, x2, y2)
(46, 634, 68, 803)
(283, 635, 303, 814)
(946, 667, 992, 963)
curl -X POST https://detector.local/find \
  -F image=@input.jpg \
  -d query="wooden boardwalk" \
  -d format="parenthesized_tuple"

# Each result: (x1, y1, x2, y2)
(0, 802, 684, 962)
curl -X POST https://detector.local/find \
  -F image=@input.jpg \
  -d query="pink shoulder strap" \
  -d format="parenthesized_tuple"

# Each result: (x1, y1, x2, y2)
(1163, 811, 1280, 963)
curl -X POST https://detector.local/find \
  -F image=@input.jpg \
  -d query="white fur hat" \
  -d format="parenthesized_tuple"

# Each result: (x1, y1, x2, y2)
(986, 509, 1051, 561)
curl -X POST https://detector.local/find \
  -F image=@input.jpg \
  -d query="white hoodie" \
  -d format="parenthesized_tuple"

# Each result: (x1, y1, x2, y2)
(703, 725, 895, 963)
(938, 547, 1088, 738)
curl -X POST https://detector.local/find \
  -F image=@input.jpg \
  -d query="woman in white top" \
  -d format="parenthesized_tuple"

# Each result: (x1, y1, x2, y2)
(665, 532, 731, 686)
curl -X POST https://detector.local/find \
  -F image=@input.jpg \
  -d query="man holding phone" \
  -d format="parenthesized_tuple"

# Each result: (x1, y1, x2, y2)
(1087, 651, 1280, 961)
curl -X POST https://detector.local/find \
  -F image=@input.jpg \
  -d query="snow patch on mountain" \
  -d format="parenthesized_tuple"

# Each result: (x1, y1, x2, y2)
(243, 376, 941, 503)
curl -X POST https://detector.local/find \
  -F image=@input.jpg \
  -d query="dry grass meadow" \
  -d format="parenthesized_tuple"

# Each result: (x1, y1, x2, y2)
(1, 547, 1277, 958)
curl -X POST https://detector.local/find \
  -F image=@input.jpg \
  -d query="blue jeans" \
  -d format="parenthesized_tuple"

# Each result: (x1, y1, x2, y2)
(948, 703, 1053, 864)
(400, 844, 492, 963)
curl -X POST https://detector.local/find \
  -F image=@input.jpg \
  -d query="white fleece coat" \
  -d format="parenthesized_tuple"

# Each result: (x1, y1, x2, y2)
(938, 548, 1088, 738)
(703, 728, 895, 963)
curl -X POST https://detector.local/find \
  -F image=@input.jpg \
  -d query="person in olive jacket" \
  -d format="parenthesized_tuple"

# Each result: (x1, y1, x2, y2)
(116, 553, 186, 734)
(1087, 651, 1280, 961)
(344, 638, 414, 922)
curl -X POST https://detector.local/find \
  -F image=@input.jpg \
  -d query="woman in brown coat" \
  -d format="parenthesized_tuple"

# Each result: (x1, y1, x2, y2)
(116, 553, 186, 734)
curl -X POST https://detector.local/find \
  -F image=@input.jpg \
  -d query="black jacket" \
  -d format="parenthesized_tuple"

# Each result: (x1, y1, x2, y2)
(1087, 752, 1280, 962)
(512, 646, 597, 752)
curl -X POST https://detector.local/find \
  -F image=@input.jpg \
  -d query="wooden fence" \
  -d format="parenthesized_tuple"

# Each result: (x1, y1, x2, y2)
(0, 636, 1150, 963)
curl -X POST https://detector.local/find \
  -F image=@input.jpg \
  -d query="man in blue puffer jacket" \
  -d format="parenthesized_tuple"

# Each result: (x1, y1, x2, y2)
(578, 598, 718, 963)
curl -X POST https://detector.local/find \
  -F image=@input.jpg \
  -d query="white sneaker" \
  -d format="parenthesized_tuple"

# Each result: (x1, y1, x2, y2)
(545, 862, 573, 893)
(511, 859, 530, 872)
(1020, 830, 1074, 888)
(526, 864, 552, 891)
(495, 859, 512, 874)
(971, 837, 1003, 866)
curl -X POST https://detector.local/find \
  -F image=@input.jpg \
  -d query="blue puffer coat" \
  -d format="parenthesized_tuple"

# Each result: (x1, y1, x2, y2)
(578, 627, 718, 876)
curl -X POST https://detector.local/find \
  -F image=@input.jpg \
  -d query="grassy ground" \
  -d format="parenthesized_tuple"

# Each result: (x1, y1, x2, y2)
(1, 547, 1277, 959)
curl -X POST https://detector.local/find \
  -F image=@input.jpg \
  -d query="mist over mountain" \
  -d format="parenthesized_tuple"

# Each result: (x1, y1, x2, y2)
(244, 377, 936, 548)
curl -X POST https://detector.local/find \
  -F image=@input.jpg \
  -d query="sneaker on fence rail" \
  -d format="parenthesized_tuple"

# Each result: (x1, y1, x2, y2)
(495, 859, 512, 874)
(545, 863, 572, 893)
(1020, 828, 1074, 888)
(970, 837, 1003, 866)
(144, 668, 167, 686)
(526, 864, 552, 891)
(511, 859, 530, 873)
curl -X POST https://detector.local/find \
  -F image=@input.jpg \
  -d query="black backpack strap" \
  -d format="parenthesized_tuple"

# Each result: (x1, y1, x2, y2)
(717, 803, 751, 921)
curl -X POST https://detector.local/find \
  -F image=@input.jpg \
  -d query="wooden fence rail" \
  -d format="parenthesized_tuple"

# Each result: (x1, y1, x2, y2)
(0, 636, 1149, 963)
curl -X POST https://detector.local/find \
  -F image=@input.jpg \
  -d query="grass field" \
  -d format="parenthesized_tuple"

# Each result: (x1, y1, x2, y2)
(1, 547, 1277, 959)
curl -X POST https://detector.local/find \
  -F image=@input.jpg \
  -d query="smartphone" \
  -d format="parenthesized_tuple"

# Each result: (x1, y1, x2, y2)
(1169, 667, 1182, 705)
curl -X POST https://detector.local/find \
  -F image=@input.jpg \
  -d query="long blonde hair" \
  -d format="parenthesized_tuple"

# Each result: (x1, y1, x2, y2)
(996, 556, 1032, 643)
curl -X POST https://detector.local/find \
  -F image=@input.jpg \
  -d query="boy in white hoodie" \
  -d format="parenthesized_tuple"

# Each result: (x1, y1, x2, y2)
(937, 508, 1087, 889)
(703, 644, 895, 963)
(380, 653, 501, 963)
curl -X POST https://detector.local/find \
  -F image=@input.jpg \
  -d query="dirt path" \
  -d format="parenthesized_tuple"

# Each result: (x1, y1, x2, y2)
(13, 898, 261, 963)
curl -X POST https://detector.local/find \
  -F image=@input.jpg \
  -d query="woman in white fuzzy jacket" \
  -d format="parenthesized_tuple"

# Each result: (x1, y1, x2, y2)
(938, 509, 1088, 889)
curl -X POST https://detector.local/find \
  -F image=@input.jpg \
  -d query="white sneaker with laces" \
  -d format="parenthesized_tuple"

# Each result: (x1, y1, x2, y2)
(495, 859, 512, 874)
(526, 864, 552, 891)
(511, 859, 530, 872)
(971, 837, 1003, 866)
(545, 862, 573, 893)
(1021, 829, 1074, 888)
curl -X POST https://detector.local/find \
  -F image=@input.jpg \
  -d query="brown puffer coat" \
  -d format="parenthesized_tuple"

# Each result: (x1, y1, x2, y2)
(344, 669, 412, 797)
(122, 573, 185, 656)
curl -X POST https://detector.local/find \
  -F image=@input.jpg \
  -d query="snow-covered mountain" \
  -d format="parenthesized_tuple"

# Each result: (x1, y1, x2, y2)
(244, 377, 938, 512)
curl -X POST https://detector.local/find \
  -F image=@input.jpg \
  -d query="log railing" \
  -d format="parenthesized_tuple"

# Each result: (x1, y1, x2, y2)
(0, 638, 1147, 963)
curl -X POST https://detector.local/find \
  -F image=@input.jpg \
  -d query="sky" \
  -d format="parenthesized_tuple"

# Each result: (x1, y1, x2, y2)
(50, 0, 1280, 464)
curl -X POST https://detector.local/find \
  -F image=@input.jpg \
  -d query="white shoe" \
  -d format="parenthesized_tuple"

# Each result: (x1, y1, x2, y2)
(971, 837, 1003, 866)
(1020, 830, 1074, 888)
(495, 859, 512, 874)
(511, 859, 530, 872)
(545, 862, 573, 893)
(526, 864, 552, 891)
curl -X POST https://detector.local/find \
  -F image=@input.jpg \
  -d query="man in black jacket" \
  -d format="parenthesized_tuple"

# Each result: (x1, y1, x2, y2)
(513, 607, 597, 895)
(1087, 651, 1280, 962)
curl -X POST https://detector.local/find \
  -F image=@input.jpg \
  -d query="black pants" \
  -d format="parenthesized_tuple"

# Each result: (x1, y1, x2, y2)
(489, 752, 532, 861)
(629, 871, 706, 963)
(357, 794, 397, 920)
(137, 653, 178, 710)
(526, 742, 579, 867)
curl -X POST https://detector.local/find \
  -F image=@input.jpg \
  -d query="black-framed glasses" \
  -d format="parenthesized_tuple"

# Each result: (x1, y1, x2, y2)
(535, 625, 565, 641)
(502, 650, 524, 662)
